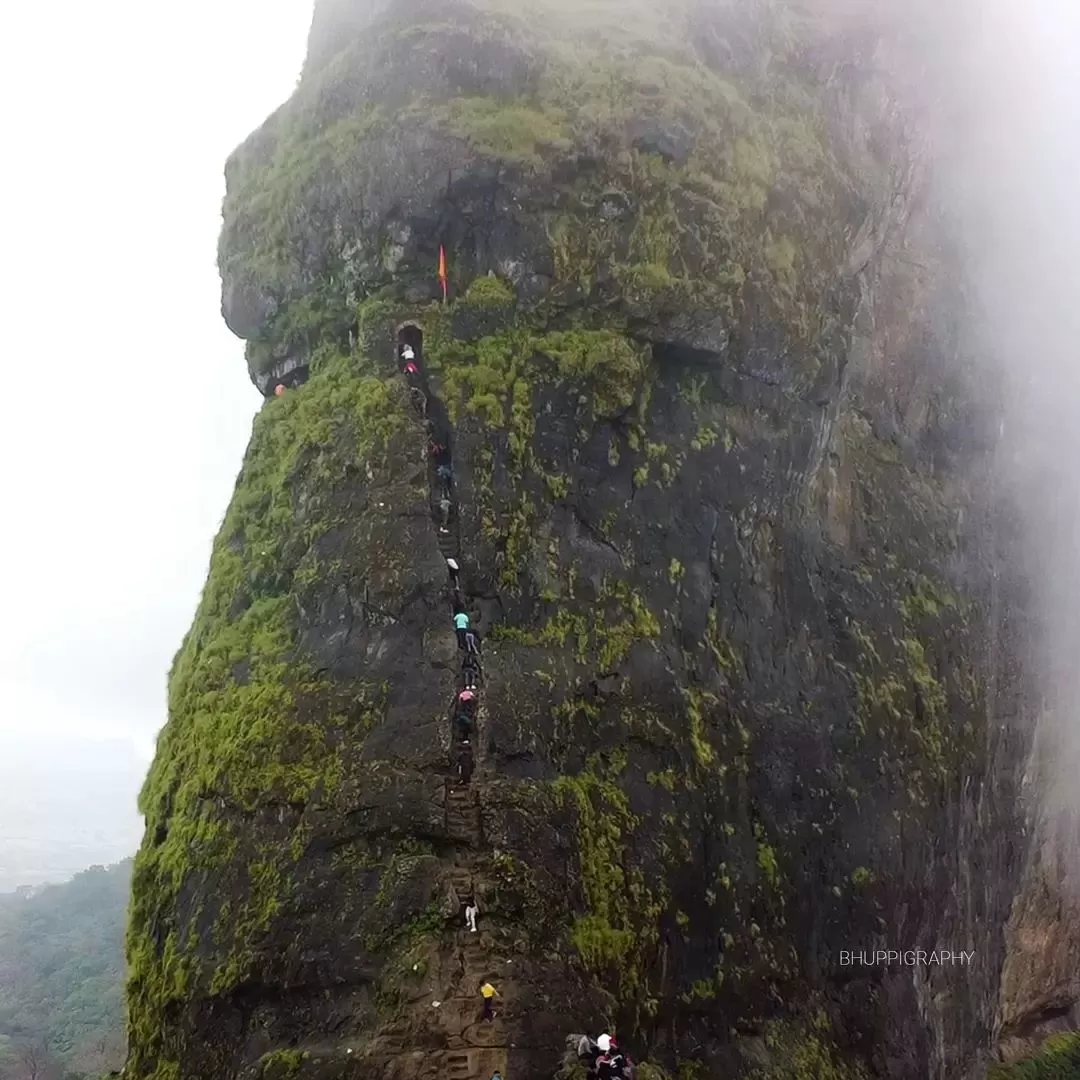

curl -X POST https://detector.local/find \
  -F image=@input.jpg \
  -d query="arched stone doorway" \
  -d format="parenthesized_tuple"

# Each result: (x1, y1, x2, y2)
(395, 321, 424, 364)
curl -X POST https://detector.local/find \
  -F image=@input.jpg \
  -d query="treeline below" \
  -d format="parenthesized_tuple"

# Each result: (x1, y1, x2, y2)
(0, 860, 130, 1079)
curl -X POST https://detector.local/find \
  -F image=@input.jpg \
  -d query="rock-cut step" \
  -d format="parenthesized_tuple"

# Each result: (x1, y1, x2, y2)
(449, 866, 474, 896)
(445, 1050, 473, 1080)
(445, 789, 481, 844)
(437, 530, 458, 558)
(444, 1047, 508, 1080)
(459, 936, 487, 963)
(474, 1048, 510, 1080)
(439, 1001, 508, 1052)
(365, 1019, 415, 1054)
(432, 1049, 509, 1080)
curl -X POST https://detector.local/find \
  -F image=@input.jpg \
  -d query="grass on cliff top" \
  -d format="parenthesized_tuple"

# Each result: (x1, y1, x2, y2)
(126, 351, 409, 1072)
(471, 0, 691, 49)
(468, 0, 834, 62)
(438, 96, 572, 165)
(425, 319, 647, 428)
(435, 38, 848, 347)
(221, 103, 386, 290)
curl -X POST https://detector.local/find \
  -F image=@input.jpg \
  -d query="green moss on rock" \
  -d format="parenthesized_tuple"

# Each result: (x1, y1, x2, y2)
(988, 1035, 1080, 1079)
(255, 1049, 307, 1080)
(125, 349, 414, 1074)
(553, 757, 667, 1000)
(746, 1018, 868, 1080)
(464, 273, 517, 307)
(440, 96, 573, 164)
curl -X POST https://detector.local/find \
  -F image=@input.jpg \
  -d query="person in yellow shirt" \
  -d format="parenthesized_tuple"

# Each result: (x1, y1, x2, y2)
(480, 980, 499, 1021)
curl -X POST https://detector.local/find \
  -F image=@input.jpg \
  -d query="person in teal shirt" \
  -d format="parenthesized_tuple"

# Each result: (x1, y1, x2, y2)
(454, 610, 469, 648)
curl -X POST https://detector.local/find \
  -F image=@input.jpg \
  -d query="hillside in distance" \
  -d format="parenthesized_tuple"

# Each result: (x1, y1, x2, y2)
(0, 860, 129, 1078)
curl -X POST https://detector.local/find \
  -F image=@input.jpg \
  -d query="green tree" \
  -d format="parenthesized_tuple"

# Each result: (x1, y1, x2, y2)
(0, 862, 129, 1077)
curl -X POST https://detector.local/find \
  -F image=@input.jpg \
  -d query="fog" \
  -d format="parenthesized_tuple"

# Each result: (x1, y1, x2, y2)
(774, 0, 1080, 816)
(919, 0, 1080, 810)
(0, 0, 313, 890)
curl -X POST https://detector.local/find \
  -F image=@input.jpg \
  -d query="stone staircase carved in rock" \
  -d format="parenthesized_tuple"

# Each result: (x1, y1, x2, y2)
(393, 335, 514, 1080)
(445, 784, 482, 846)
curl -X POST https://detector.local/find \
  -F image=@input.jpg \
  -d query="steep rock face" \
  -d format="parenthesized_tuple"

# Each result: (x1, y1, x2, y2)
(994, 747, 1080, 1068)
(126, 2, 1032, 1079)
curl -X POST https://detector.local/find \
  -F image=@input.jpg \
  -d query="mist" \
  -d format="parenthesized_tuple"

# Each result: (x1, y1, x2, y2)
(0, 0, 313, 891)
(784, 0, 1080, 812)
(923, 0, 1080, 812)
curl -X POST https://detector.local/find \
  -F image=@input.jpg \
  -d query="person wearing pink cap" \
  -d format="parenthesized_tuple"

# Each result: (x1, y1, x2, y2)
(454, 689, 476, 741)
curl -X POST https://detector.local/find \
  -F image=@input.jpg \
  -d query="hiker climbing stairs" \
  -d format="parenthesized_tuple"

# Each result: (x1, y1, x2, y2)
(437, 993, 507, 1047)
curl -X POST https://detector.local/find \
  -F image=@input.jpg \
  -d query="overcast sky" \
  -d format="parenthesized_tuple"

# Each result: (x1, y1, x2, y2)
(0, 0, 314, 866)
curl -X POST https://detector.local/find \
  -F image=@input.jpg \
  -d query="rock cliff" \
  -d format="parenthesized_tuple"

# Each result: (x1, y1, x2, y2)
(124, 1, 1036, 1078)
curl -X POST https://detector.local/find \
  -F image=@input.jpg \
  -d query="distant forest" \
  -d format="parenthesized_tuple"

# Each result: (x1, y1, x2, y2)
(0, 860, 129, 1079)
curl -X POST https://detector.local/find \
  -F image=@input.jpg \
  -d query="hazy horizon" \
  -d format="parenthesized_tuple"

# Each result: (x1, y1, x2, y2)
(0, 735, 144, 892)
(0, 0, 315, 888)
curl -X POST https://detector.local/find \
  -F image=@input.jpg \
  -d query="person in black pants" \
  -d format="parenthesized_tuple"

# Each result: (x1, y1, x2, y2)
(456, 740, 474, 786)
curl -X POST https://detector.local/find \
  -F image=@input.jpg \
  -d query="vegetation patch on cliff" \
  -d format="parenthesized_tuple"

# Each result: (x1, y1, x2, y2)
(744, 1015, 868, 1080)
(126, 351, 411, 1075)
(219, 0, 862, 381)
(552, 754, 667, 1006)
(988, 1034, 1080, 1079)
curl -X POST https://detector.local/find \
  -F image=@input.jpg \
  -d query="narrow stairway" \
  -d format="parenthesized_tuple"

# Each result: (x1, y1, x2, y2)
(437, 527, 459, 561)
(445, 785, 482, 845)
(397, 331, 510, 1080)
(449, 863, 475, 898)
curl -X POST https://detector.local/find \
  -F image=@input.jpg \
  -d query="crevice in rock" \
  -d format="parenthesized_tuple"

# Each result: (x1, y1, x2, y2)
(998, 1000, 1077, 1044)
(570, 505, 625, 565)
(257, 355, 311, 398)
(198, 790, 308, 819)
(648, 340, 724, 369)
(359, 601, 400, 625)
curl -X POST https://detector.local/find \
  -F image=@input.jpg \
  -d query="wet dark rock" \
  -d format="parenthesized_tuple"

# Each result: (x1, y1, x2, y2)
(630, 123, 694, 166)
(222, 275, 278, 341)
(597, 190, 631, 221)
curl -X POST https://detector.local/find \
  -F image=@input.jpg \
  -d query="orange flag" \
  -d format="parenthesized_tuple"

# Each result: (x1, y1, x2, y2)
(438, 244, 448, 303)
